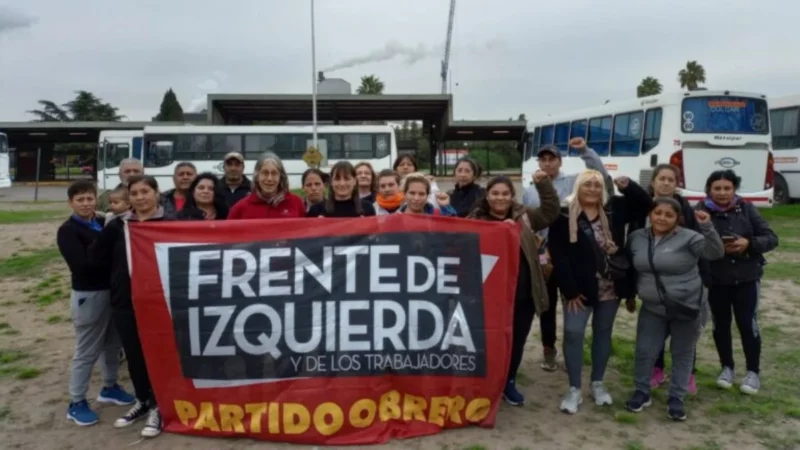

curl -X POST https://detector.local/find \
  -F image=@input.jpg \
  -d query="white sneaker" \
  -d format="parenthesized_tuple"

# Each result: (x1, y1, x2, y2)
(716, 367, 735, 390)
(739, 371, 760, 395)
(590, 381, 613, 406)
(141, 407, 162, 438)
(560, 387, 583, 414)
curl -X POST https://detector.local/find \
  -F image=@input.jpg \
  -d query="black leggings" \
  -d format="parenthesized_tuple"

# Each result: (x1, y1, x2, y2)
(538, 276, 559, 349)
(708, 281, 761, 373)
(113, 308, 156, 404)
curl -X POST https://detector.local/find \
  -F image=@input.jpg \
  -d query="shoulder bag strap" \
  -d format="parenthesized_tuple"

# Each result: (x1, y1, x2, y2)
(646, 232, 670, 303)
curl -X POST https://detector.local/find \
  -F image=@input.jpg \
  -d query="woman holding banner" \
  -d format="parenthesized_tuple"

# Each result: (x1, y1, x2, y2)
(308, 161, 377, 217)
(548, 169, 651, 415)
(468, 172, 560, 406)
(301, 168, 327, 212)
(228, 152, 306, 219)
(89, 175, 175, 438)
(373, 169, 405, 215)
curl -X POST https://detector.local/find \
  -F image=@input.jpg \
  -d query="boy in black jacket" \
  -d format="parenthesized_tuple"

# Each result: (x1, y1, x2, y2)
(57, 180, 134, 426)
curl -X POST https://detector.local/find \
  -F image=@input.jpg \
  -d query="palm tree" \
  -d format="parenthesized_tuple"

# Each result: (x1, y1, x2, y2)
(637, 77, 663, 98)
(356, 75, 385, 95)
(678, 61, 707, 91)
(27, 90, 125, 122)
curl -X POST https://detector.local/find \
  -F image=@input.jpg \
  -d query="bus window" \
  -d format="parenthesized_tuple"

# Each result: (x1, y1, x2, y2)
(175, 135, 209, 160)
(144, 140, 173, 168)
(99, 143, 130, 170)
(568, 120, 588, 156)
(643, 108, 663, 153)
(210, 135, 243, 160)
(770, 108, 800, 150)
(588, 116, 612, 156)
(554, 122, 570, 156)
(611, 111, 643, 156)
(540, 125, 555, 147)
(681, 96, 769, 135)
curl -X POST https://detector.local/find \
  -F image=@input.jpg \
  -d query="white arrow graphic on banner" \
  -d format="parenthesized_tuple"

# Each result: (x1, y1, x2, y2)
(481, 254, 499, 283)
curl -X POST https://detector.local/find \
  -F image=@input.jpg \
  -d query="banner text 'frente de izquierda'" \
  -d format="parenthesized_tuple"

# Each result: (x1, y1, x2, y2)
(128, 215, 519, 445)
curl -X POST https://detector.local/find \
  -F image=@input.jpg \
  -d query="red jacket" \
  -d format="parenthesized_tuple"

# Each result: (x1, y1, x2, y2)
(228, 192, 306, 220)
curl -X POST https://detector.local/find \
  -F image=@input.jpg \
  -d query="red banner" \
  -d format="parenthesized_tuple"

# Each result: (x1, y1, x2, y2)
(127, 215, 519, 445)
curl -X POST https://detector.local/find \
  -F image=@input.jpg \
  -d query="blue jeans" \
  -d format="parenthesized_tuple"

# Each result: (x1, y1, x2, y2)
(562, 300, 619, 389)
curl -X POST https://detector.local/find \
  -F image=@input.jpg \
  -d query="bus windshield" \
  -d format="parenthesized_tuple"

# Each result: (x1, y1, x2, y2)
(681, 96, 769, 135)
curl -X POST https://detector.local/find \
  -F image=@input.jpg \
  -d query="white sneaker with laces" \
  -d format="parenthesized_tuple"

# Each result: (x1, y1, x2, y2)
(739, 371, 760, 395)
(590, 381, 613, 406)
(560, 387, 583, 414)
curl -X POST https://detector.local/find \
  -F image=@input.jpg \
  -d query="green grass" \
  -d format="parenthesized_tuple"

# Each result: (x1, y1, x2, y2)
(0, 210, 65, 224)
(763, 262, 800, 281)
(0, 248, 62, 278)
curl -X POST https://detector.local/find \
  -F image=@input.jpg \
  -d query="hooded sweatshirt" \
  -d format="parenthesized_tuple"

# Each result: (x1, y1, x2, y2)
(627, 222, 724, 318)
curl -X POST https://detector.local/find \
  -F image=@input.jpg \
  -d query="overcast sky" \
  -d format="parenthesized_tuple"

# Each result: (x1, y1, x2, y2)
(1, 0, 798, 122)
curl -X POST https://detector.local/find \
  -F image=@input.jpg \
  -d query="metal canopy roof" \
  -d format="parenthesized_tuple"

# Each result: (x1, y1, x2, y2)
(208, 94, 452, 123)
(445, 120, 527, 141)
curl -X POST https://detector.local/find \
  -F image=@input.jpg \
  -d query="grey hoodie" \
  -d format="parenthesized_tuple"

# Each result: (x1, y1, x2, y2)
(627, 222, 724, 317)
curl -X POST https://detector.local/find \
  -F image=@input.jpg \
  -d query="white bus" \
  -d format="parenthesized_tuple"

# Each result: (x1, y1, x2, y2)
(97, 125, 397, 191)
(0, 132, 11, 189)
(769, 94, 800, 204)
(522, 90, 774, 207)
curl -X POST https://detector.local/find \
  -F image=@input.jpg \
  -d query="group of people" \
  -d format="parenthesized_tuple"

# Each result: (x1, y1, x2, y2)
(55, 137, 778, 440)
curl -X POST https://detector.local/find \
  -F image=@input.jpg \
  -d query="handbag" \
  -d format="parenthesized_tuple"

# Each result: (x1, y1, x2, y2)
(578, 218, 629, 282)
(521, 214, 553, 279)
(646, 232, 701, 321)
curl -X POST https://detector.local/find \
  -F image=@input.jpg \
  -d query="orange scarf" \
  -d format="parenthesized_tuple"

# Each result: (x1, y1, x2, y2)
(376, 192, 405, 211)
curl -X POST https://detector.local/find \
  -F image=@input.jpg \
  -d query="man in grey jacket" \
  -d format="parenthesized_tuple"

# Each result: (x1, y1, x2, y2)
(625, 205, 724, 421)
(521, 137, 611, 371)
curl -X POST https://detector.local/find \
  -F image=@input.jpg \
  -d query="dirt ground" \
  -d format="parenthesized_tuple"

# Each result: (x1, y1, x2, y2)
(0, 205, 798, 450)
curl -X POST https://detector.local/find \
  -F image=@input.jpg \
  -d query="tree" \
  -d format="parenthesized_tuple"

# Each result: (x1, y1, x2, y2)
(154, 88, 184, 121)
(678, 61, 707, 91)
(637, 76, 663, 98)
(517, 113, 527, 121)
(27, 90, 124, 122)
(357, 75, 385, 95)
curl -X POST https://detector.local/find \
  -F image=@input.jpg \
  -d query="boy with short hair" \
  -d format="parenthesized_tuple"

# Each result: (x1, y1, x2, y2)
(57, 180, 134, 426)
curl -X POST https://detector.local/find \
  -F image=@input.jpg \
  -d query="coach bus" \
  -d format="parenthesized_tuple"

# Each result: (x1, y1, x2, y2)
(522, 90, 774, 207)
(769, 94, 800, 204)
(0, 132, 11, 188)
(97, 125, 398, 191)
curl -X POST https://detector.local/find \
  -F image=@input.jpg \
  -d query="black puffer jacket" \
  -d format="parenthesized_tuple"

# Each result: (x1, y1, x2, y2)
(449, 182, 485, 218)
(694, 198, 779, 286)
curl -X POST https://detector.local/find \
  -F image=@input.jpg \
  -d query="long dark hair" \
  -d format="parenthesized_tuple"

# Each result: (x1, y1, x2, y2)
(181, 172, 229, 219)
(302, 168, 329, 186)
(324, 161, 362, 215)
(393, 154, 418, 172)
(475, 176, 516, 217)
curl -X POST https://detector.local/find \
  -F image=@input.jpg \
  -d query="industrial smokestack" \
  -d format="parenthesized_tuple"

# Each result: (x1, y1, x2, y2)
(318, 71, 325, 82)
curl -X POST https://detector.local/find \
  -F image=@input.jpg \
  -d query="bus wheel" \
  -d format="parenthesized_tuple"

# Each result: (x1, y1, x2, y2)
(774, 174, 791, 205)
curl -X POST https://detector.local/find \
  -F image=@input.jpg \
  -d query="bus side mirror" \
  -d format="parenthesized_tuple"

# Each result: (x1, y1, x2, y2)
(650, 154, 658, 167)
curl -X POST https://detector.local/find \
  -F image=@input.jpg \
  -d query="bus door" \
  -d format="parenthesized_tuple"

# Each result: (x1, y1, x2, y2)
(98, 139, 132, 190)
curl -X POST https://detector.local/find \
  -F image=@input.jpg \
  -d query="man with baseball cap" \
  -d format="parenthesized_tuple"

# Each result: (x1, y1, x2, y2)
(522, 137, 611, 373)
(217, 152, 251, 208)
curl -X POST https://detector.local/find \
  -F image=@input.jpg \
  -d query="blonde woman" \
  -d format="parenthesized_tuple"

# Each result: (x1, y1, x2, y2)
(548, 169, 651, 414)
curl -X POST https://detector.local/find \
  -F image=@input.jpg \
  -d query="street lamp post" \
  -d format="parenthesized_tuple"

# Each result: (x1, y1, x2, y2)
(311, 0, 318, 149)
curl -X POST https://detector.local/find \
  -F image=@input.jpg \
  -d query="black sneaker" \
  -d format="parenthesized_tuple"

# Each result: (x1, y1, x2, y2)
(625, 390, 652, 413)
(114, 400, 150, 428)
(667, 396, 687, 421)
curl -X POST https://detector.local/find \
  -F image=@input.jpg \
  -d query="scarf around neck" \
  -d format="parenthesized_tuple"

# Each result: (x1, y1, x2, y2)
(703, 195, 741, 213)
(376, 192, 405, 211)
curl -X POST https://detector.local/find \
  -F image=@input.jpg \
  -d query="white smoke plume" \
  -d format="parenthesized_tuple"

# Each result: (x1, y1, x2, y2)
(189, 71, 227, 112)
(321, 38, 504, 73)
(0, 7, 37, 35)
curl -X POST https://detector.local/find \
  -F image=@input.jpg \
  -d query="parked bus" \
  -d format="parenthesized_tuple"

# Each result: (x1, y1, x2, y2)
(769, 94, 800, 204)
(0, 132, 10, 188)
(522, 90, 774, 207)
(97, 125, 397, 191)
